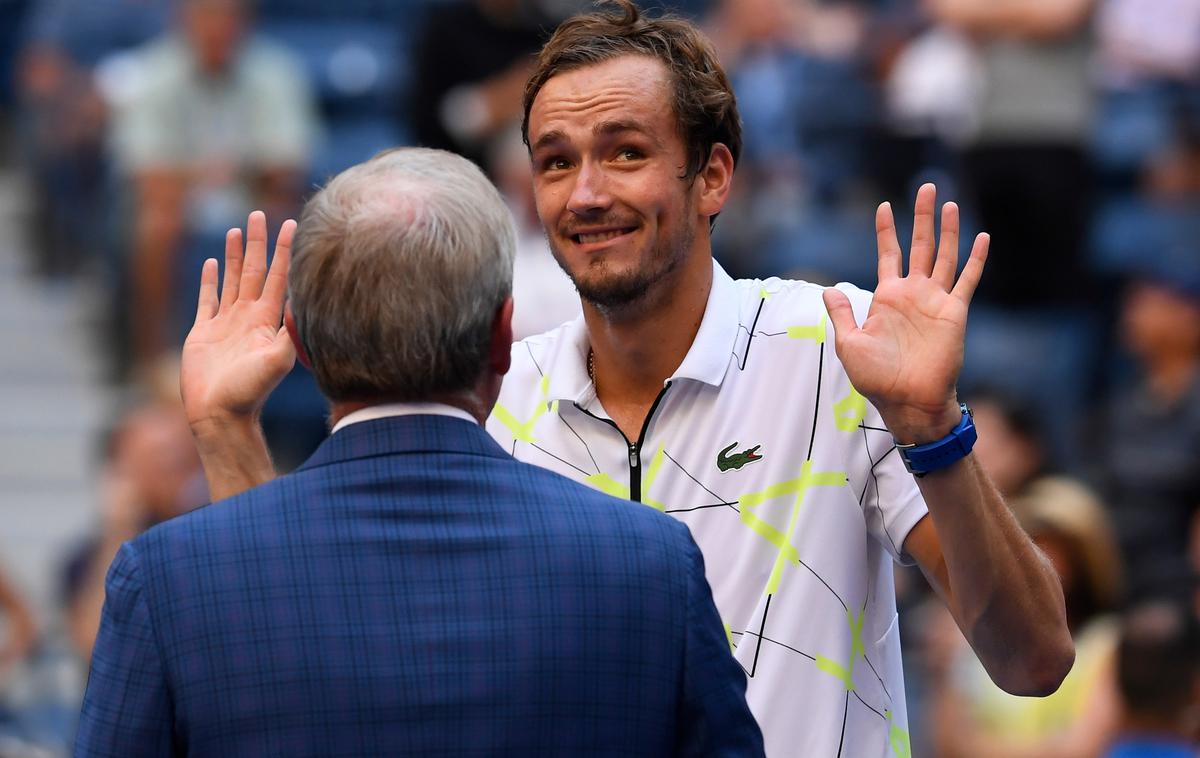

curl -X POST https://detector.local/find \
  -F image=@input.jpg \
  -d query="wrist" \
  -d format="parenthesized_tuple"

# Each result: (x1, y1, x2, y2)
(896, 403, 977, 478)
(881, 399, 963, 445)
(190, 410, 263, 451)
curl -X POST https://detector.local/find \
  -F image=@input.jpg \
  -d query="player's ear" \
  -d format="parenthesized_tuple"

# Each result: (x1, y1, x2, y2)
(696, 143, 734, 220)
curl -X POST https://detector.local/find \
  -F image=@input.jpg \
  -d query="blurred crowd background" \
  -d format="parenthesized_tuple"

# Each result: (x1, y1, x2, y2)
(0, 0, 1197, 755)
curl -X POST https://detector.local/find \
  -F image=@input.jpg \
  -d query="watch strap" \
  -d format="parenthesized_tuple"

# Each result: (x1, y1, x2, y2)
(896, 403, 976, 477)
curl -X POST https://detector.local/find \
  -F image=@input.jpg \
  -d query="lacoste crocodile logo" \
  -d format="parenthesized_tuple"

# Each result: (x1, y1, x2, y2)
(717, 442, 763, 472)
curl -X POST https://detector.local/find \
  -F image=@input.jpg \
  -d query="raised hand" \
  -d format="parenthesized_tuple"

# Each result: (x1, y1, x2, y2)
(181, 211, 297, 433)
(822, 184, 989, 443)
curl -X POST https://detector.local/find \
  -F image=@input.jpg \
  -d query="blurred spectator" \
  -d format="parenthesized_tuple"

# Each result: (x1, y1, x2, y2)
(488, 126, 579, 340)
(0, 567, 36, 690)
(1105, 601, 1200, 758)
(409, 0, 554, 173)
(1090, 271, 1200, 604)
(926, 482, 1123, 758)
(62, 401, 206, 660)
(969, 391, 1047, 499)
(15, 0, 169, 278)
(107, 0, 318, 368)
(928, 0, 1097, 308)
(706, 0, 879, 281)
(1096, 0, 1200, 85)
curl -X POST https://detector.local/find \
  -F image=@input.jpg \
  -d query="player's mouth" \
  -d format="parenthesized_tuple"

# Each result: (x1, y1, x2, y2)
(569, 226, 637, 250)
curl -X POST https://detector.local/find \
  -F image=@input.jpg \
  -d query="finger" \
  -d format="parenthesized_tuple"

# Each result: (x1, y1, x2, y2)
(875, 202, 902, 282)
(932, 201, 960, 290)
(263, 219, 296, 311)
(218, 228, 243, 313)
(193, 258, 219, 325)
(908, 183, 937, 277)
(239, 210, 269, 301)
(952, 233, 990, 304)
(269, 324, 298, 370)
(822, 287, 860, 344)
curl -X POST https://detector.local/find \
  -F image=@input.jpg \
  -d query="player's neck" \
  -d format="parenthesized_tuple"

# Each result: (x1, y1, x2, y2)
(583, 251, 712, 436)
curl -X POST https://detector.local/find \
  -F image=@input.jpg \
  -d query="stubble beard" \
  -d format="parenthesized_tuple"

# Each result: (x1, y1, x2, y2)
(550, 213, 696, 318)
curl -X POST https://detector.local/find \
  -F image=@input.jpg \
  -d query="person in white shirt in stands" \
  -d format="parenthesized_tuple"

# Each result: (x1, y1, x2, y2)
(179, 2, 1074, 754)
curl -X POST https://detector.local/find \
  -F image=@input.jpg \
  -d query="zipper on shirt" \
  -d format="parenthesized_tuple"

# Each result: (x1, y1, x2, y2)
(576, 380, 673, 503)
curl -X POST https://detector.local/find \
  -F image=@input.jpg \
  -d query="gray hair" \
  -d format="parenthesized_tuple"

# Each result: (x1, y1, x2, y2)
(288, 147, 516, 402)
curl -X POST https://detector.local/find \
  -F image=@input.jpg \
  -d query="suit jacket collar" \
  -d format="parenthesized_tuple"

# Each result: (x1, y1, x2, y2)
(295, 414, 510, 473)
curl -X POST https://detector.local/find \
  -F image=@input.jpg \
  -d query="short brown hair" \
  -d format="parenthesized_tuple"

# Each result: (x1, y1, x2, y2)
(522, 0, 742, 179)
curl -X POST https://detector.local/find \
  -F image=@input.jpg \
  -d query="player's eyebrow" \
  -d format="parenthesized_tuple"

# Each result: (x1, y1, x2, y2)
(531, 129, 567, 153)
(594, 120, 663, 148)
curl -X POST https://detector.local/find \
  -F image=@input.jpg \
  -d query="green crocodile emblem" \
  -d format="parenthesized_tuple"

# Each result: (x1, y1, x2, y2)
(717, 442, 763, 472)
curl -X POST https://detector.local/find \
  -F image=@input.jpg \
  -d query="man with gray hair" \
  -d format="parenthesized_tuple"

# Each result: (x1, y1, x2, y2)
(75, 148, 764, 757)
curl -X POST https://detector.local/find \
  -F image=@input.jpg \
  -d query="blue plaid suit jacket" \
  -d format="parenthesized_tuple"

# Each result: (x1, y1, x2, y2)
(76, 414, 763, 757)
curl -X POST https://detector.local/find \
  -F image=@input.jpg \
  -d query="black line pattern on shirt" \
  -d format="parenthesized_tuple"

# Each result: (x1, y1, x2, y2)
(730, 628, 816, 661)
(734, 297, 767, 371)
(836, 690, 850, 758)
(525, 341, 545, 378)
(528, 443, 591, 478)
(806, 343, 825, 461)
(801, 559, 848, 612)
(664, 502, 741, 514)
(732, 629, 890, 727)
(558, 410, 601, 474)
(859, 425, 903, 560)
(661, 450, 741, 514)
(852, 689, 886, 720)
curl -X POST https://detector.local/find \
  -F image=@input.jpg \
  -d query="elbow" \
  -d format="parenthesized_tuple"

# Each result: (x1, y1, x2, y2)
(998, 632, 1076, 697)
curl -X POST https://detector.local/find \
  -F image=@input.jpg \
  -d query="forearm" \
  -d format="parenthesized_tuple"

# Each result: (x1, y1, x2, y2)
(192, 414, 277, 501)
(916, 455, 1073, 695)
(931, 0, 1093, 38)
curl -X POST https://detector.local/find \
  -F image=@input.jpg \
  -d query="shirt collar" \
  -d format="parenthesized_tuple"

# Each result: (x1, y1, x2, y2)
(331, 402, 479, 434)
(544, 259, 741, 406)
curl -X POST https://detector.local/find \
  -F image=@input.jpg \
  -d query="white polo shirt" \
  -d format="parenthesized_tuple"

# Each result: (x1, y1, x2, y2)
(487, 260, 928, 757)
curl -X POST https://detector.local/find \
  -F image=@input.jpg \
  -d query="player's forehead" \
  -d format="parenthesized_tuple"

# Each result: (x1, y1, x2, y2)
(528, 55, 677, 146)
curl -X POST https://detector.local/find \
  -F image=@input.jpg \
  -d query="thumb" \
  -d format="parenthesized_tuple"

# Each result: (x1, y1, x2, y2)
(268, 325, 297, 369)
(822, 288, 859, 342)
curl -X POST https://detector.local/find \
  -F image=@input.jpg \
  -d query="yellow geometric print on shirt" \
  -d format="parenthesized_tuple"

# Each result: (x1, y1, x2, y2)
(884, 710, 912, 758)
(584, 445, 668, 511)
(491, 375, 554, 443)
(737, 460, 847, 594)
(833, 386, 867, 432)
(786, 313, 827, 344)
(815, 607, 866, 692)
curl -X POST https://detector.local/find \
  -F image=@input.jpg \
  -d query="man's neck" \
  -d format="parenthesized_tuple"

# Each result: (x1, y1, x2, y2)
(584, 252, 713, 437)
(329, 392, 489, 429)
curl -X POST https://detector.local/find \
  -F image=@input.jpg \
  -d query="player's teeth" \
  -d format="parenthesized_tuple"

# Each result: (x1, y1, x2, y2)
(579, 230, 624, 243)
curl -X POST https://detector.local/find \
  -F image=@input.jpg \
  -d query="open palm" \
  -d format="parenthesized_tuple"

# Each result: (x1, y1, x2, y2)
(822, 184, 989, 442)
(181, 211, 297, 428)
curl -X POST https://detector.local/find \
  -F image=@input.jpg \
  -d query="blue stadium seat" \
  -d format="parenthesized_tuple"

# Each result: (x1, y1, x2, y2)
(258, 19, 408, 117)
(1091, 85, 1174, 178)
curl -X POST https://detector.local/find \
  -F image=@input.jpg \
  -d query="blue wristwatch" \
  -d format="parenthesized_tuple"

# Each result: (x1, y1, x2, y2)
(896, 403, 976, 477)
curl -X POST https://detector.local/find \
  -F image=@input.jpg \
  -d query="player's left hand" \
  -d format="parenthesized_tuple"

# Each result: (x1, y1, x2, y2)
(822, 183, 989, 444)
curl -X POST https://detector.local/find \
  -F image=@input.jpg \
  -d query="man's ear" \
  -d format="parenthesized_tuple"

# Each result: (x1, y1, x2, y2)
(284, 303, 312, 370)
(696, 143, 735, 220)
(490, 296, 514, 376)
